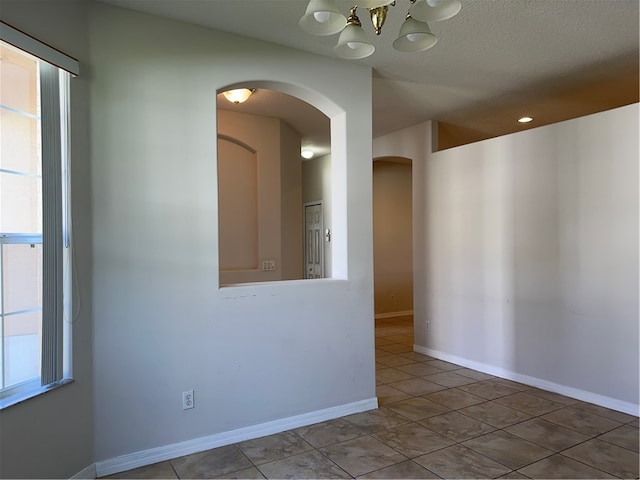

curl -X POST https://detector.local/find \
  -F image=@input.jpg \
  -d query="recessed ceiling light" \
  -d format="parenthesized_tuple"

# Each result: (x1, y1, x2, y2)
(518, 116, 533, 123)
(301, 149, 314, 159)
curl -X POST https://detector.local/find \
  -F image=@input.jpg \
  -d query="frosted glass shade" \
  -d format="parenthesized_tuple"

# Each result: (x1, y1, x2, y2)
(299, 0, 347, 36)
(393, 16, 437, 52)
(354, 0, 395, 7)
(334, 23, 375, 59)
(410, 0, 462, 22)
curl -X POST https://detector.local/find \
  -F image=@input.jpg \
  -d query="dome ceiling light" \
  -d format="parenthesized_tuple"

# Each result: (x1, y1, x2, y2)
(299, 0, 461, 59)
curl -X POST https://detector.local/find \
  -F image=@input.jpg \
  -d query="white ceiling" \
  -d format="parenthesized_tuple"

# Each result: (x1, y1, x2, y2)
(99, 0, 639, 155)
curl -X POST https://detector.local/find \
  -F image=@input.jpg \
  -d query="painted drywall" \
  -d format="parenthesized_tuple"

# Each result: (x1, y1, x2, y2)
(280, 121, 303, 280)
(373, 160, 413, 315)
(218, 136, 259, 271)
(302, 154, 333, 278)
(0, 1, 95, 478)
(374, 104, 639, 411)
(89, 2, 374, 464)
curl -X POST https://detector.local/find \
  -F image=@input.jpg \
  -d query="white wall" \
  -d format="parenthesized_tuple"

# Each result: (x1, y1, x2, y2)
(0, 1, 95, 478)
(374, 105, 639, 413)
(89, 1, 375, 468)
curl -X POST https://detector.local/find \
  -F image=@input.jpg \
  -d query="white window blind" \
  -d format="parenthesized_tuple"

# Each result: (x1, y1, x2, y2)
(0, 23, 78, 407)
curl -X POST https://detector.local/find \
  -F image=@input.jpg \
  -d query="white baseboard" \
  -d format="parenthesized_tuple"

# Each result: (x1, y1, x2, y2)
(70, 464, 96, 479)
(375, 310, 413, 320)
(95, 397, 378, 478)
(414, 344, 639, 417)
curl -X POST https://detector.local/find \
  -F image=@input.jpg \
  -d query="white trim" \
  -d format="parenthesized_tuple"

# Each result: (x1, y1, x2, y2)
(414, 344, 640, 417)
(95, 397, 378, 477)
(0, 21, 79, 76)
(375, 310, 413, 319)
(70, 464, 96, 479)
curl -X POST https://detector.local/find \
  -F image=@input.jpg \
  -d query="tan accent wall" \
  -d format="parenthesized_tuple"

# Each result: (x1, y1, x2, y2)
(373, 159, 413, 315)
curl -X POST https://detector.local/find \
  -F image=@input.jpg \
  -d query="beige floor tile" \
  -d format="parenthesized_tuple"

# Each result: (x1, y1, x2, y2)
(424, 388, 485, 410)
(458, 380, 521, 400)
(398, 352, 435, 362)
(385, 334, 414, 344)
(542, 406, 622, 436)
(385, 397, 451, 421)
(343, 407, 411, 434)
(425, 360, 462, 371)
(517, 454, 615, 479)
(375, 348, 395, 358)
(462, 430, 553, 470)
(104, 461, 177, 479)
(256, 450, 350, 479)
(320, 436, 408, 477)
(376, 384, 412, 405)
(237, 431, 313, 465)
(598, 424, 640, 452)
(294, 417, 365, 448)
(423, 371, 478, 388)
(489, 378, 530, 391)
(375, 337, 396, 347)
(525, 388, 579, 405)
(372, 422, 455, 458)
(454, 368, 496, 381)
(378, 344, 414, 354)
(376, 367, 414, 384)
(562, 438, 639, 478)
(498, 471, 530, 479)
(171, 445, 253, 479)
(215, 466, 265, 479)
(571, 401, 638, 423)
(420, 411, 496, 442)
(357, 460, 439, 479)
(505, 417, 590, 451)
(397, 362, 446, 377)
(376, 354, 417, 367)
(388, 377, 447, 396)
(494, 391, 564, 416)
(458, 401, 531, 428)
(414, 444, 511, 479)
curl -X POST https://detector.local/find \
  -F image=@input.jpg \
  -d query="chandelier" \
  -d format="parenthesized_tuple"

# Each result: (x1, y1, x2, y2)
(299, 0, 462, 59)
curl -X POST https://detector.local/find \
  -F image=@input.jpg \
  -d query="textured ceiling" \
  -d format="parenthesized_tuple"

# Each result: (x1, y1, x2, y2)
(99, 0, 639, 152)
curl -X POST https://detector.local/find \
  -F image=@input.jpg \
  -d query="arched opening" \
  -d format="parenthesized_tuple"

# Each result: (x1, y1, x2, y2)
(216, 83, 341, 286)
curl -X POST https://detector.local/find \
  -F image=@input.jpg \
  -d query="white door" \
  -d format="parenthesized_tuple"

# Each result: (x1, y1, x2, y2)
(304, 203, 324, 279)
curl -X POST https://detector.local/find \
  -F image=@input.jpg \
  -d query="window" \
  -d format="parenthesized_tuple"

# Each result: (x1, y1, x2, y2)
(0, 23, 78, 408)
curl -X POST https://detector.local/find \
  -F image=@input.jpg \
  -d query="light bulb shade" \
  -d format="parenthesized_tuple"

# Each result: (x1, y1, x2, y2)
(334, 23, 375, 59)
(393, 16, 437, 52)
(354, 0, 395, 7)
(222, 88, 254, 104)
(410, 0, 462, 22)
(299, 0, 347, 36)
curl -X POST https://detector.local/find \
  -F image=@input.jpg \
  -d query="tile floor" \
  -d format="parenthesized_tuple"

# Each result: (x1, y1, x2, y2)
(106, 316, 639, 479)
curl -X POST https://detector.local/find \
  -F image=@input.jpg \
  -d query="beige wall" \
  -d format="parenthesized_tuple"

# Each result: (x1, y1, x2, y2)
(280, 121, 303, 280)
(373, 159, 413, 316)
(217, 109, 303, 284)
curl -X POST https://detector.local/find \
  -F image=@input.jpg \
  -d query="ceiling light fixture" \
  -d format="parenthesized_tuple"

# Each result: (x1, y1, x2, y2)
(299, 0, 461, 59)
(222, 88, 255, 104)
(301, 149, 314, 159)
(518, 116, 533, 123)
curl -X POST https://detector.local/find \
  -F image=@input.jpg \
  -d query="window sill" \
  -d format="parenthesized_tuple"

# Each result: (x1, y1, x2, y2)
(0, 378, 74, 411)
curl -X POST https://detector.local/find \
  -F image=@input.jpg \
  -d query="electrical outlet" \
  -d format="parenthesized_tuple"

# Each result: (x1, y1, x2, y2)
(182, 390, 194, 410)
(426, 321, 431, 332)
(261, 260, 276, 271)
